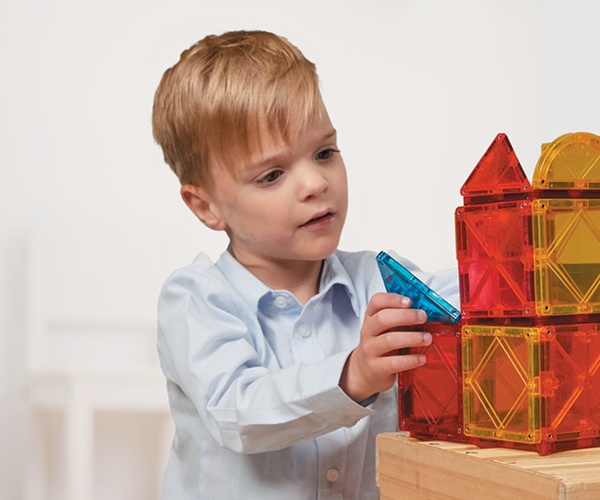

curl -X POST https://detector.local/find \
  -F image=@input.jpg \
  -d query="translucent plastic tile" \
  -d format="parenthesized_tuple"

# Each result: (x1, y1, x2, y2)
(460, 133, 531, 202)
(462, 323, 600, 454)
(455, 201, 535, 318)
(532, 199, 600, 315)
(532, 132, 600, 190)
(376, 251, 461, 323)
(398, 323, 464, 442)
(543, 324, 600, 445)
(462, 325, 536, 445)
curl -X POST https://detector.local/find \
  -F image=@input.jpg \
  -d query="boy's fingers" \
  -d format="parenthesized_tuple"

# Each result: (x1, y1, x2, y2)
(369, 330, 431, 357)
(382, 352, 427, 373)
(366, 307, 427, 336)
(366, 292, 412, 315)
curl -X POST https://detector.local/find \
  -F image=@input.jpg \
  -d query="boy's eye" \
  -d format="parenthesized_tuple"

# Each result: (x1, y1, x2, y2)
(315, 148, 340, 161)
(257, 169, 283, 184)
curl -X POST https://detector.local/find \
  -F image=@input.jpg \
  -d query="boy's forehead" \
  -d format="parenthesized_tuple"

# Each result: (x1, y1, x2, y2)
(223, 132, 289, 178)
(232, 126, 314, 171)
(247, 129, 290, 164)
(208, 104, 333, 181)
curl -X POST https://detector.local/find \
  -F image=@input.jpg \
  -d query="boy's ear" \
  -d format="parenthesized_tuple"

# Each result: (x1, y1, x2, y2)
(180, 184, 227, 231)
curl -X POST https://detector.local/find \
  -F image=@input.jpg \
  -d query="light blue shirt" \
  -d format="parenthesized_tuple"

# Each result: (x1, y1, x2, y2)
(157, 249, 459, 499)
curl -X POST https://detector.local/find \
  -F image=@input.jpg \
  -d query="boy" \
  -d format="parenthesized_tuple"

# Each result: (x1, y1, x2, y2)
(153, 30, 458, 499)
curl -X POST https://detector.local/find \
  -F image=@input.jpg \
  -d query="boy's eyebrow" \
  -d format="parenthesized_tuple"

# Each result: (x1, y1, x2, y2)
(322, 129, 338, 141)
(245, 128, 338, 173)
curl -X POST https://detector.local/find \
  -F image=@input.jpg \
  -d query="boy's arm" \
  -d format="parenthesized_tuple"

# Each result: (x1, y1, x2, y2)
(339, 292, 430, 403)
(157, 266, 374, 455)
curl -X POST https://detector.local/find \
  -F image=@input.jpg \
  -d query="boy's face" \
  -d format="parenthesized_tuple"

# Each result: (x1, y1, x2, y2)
(198, 109, 348, 267)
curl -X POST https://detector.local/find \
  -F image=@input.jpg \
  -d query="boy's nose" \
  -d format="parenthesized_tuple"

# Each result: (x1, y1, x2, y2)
(299, 164, 329, 200)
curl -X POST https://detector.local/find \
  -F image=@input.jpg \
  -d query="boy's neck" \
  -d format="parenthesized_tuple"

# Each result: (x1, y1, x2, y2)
(228, 247, 324, 306)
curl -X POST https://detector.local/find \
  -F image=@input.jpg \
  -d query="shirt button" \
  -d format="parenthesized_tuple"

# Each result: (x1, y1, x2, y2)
(326, 469, 339, 483)
(274, 296, 288, 308)
(298, 325, 311, 337)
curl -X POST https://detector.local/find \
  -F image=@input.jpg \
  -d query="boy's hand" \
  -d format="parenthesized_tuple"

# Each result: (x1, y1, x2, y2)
(339, 292, 430, 403)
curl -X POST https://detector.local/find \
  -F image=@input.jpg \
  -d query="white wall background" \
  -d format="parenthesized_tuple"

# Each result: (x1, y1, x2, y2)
(1, 0, 599, 498)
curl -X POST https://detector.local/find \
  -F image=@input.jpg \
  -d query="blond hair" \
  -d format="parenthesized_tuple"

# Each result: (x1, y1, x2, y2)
(152, 30, 322, 186)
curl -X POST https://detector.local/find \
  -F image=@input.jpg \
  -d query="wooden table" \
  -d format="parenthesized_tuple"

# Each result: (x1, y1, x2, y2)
(376, 433, 600, 500)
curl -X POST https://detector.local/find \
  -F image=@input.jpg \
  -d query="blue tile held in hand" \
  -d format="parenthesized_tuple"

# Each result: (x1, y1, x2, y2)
(376, 251, 461, 324)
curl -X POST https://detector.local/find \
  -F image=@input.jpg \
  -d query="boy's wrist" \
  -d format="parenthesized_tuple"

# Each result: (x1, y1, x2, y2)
(339, 350, 376, 403)
(357, 392, 379, 407)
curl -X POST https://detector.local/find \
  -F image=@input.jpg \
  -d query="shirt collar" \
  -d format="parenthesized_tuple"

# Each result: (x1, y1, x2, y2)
(216, 250, 272, 313)
(318, 251, 360, 317)
(215, 249, 360, 317)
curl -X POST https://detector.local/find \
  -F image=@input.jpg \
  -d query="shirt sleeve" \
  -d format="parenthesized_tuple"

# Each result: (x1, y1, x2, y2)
(157, 263, 375, 455)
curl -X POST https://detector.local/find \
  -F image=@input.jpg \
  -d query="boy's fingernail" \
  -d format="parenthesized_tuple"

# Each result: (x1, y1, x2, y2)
(401, 296, 411, 307)
(418, 310, 427, 322)
(418, 354, 426, 364)
(423, 333, 432, 344)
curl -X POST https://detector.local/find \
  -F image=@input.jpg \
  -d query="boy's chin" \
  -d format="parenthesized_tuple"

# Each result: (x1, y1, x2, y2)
(302, 242, 341, 262)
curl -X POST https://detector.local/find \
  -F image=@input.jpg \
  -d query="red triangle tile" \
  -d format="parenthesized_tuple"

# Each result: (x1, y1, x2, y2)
(461, 133, 531, 200)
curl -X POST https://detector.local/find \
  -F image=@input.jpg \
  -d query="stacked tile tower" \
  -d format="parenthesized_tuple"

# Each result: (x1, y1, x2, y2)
(397, 131, 600, 454)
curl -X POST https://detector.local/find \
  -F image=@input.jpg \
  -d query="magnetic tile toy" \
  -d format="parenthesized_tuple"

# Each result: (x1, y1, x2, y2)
(462, 322, 600, 454)
(532, 132, 600, 190)
(456, 200, 535, 318)
(397, 131, 600, 454)
(398, 323, 464, 442)
(533, 198, 600, 316)
(460, 133, 531, 204)
(377, 251, 461, 323)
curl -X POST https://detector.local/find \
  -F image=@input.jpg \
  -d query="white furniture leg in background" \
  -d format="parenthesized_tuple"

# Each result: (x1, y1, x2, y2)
(24, 217, 179, 499)
(64, 379, 94, 500)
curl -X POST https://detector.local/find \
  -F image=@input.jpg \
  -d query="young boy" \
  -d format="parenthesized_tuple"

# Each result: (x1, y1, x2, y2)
(153, 30, 458, 499)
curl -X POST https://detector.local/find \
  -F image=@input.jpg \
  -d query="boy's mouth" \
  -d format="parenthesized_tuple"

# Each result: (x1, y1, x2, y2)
(301, 211, 335, 228)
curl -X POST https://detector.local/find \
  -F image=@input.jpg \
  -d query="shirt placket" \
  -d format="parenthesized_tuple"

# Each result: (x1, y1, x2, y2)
(267, 291, 352, 499)
(290, 303, 325, 365)
(316, 428, 347, 499)
(293, 304, 347, 500)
